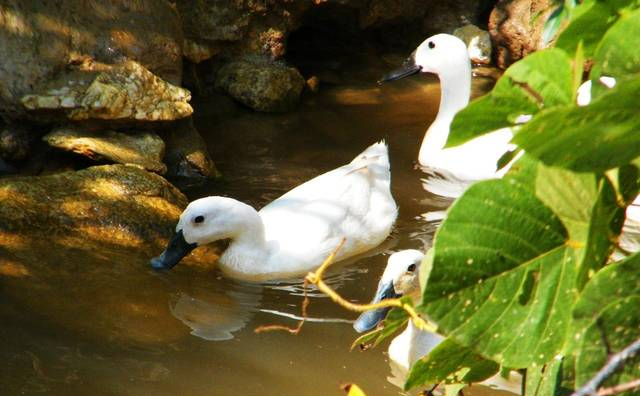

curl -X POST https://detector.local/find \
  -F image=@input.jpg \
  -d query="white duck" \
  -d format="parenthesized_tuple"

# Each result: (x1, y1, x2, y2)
(381, 34, 516, 198)
(151, 141, 398, 281)
(354, 250, 522, 394)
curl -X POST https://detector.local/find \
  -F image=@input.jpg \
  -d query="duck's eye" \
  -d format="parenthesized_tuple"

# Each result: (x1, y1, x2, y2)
(194, 215, 205, 224)
(428, 41, 435, 49)
(407, 263, 417, 272)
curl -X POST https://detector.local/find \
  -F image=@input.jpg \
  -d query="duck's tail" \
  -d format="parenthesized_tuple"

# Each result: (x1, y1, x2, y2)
(351, 140, 390, 170)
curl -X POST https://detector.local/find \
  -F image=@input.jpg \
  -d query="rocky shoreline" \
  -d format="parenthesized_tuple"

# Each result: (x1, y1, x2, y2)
(0, 0, 552, 248)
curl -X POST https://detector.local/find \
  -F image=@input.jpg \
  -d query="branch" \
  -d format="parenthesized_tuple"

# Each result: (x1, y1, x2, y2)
(255, 238, 437, 334)
(571, 337, 640, 396)
(305, 239, 437, 333)
(598, 379, 640, 396)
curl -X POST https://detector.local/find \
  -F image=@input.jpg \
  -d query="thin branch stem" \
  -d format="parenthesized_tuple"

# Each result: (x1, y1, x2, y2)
(305, 239, 437, 333)
(571, 337, 640, 396)
(255, 238, 437, 334)
(597, 379, 640, 396)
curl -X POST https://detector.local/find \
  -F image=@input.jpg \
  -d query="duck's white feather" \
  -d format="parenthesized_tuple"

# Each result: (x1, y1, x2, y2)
(253, 141, 397, 278)
(180, 141, 397, 281)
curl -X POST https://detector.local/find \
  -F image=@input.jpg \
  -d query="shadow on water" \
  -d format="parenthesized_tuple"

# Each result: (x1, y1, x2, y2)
(0, 64, 504, 394)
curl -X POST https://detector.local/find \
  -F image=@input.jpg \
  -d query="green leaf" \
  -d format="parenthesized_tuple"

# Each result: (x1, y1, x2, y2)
(525, 357, 564, 396)
(591, 7, 640, 79)
(420, 179, 576, 368)
(555, 0, 617, 56)
(404, 337, 499, 390)
(448, 49, 574, 147)
(352, 302, 410, 350)
(572, 254, 640, 389)
(512, 76, 640, 173)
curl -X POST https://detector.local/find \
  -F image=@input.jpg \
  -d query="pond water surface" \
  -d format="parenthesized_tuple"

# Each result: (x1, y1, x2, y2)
(0, 61, 514, 395)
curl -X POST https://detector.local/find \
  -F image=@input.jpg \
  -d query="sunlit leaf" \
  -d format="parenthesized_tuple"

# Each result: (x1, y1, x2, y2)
(590, 7, 640, 80)
(572, 254, 640, 389)
(404, 337, 499, 390)
(512, 76, 640, 173)
(524, 357, 564, 396)
(420, 179, 576, 368)
(448, 49, 574, 147)
(554, 0, 635, 57)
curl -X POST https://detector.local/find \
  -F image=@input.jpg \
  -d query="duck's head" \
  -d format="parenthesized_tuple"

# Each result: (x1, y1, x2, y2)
(380, 34, 470, 83)
(151, 196, 259, 270)
(353, 249, 424, 333)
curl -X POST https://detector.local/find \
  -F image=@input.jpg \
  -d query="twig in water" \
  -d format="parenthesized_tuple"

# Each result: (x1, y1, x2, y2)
(255, 238, 437, 335)
(571, 337, 640, 396)
(254, 278, 310, 334)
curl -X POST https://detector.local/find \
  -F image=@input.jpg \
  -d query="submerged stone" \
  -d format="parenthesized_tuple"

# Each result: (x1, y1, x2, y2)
(21, 61, 192, 123)
(160, 118, 219, 183)
(215, 58, 305, 112)
(44, 126, 167, 174)
(0, 165, 219, 345)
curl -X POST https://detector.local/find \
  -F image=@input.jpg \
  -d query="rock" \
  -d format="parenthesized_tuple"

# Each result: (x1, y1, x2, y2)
(0, 0, 183, 120)
(0, 164, 219, 346)
(175, 0, 309, 62)
(160, 118, 219, 183)
(0, 164, 217, 268)
(454, 25, 493, 65)
(306, 76, 320, 93)
(43, 127, 167, 174)
(21, 60, 192, 123)
(215, 58, 305, 112)
(0, 123, 31, 161)
(489, 0, 555, 68)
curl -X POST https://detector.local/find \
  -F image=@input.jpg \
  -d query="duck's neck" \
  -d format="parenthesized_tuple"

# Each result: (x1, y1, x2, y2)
(419, 65, 471, 165)
(218, 210, 270, 279)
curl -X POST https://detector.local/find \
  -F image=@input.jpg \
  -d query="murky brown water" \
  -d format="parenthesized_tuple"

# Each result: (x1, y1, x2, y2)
(0, 62, 514, 395)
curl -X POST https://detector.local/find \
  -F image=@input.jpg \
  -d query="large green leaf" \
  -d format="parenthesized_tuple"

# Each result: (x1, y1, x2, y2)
(420, 179, 575, 368)
(590, 6, 640, 79)
(525, 357, 564, 396)
(419, 159, 626, 370)
(404, 337, 499, 390)
(554, 0, 640, 57)
(512, 76, 640, 173)
(572, 254, 640, 388)
(447, 49, 575, 147)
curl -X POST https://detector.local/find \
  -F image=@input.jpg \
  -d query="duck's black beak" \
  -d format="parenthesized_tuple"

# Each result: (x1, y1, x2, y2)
(353, 279, 400, 333)
(379, 52, 422, 84)
(150, 229, 197, 270)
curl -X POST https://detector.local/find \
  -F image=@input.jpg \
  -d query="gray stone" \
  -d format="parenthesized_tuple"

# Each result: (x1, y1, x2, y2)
(160, 118, 219, 182)
(215, 58, 305, 112)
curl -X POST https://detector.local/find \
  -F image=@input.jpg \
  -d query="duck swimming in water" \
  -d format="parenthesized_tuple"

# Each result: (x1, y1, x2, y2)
(382, 34, 516, 197)
(354, 250, 522, 394)
(151, 141, 398, 282)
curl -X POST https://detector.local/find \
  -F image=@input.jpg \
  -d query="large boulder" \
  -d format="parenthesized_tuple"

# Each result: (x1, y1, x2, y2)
(0, 165, 220, 346)
(215, 58, 305, 112)
(0, 0, 183, 121)
(489, 0, 555, 68)
(0, 164, 217, 264)
(21, 60, 192, 123)
(43, 126, 167, 174)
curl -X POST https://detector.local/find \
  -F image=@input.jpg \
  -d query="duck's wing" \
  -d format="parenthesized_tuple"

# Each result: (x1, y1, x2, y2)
(259, 141, 397, 267)
(434, 128, 515, 181)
